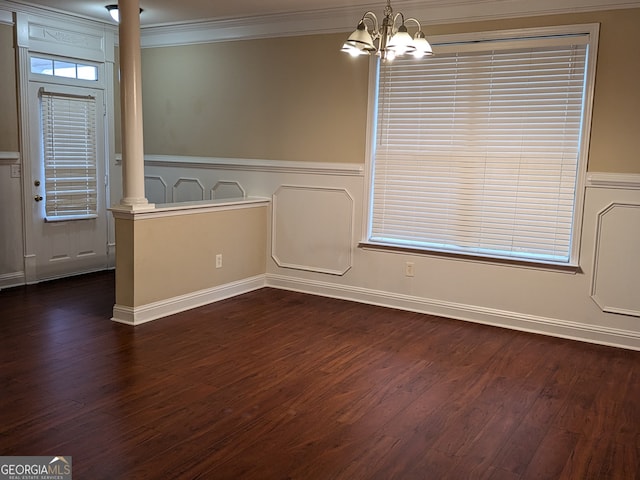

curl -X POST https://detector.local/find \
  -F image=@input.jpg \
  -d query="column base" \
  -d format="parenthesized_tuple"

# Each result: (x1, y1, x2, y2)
(113, 199, 156, 211)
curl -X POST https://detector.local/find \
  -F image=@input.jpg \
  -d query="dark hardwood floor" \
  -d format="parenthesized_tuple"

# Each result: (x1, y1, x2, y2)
(1, 271, 638, 479)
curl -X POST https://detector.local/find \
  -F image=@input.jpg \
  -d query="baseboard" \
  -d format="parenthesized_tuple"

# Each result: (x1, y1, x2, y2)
(0, 271, 25, 290)
(112, 275, 266, 325)
(265, 274, 640, 351)
(108, 270, 640, 349)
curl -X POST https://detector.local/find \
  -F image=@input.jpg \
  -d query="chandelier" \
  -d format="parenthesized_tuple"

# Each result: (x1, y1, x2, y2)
(105, 5, 143, 23)
(341, 0, 433, 60)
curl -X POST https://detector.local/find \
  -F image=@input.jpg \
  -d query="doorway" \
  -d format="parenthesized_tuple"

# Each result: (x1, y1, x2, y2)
(26, 79, 108, 281)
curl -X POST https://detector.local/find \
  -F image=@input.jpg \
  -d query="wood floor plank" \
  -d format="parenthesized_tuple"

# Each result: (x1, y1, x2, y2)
(0, 271, 638, 479)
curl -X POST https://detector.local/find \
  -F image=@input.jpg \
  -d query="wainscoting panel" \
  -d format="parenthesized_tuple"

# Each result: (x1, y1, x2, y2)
(172, 177, 205, 202)
(591, 202, 640, 317)
(114, 158, 640, 349)
(272, 185, 354, 275)
(144, 175, 168, 204)
(211, 180, 245, 199)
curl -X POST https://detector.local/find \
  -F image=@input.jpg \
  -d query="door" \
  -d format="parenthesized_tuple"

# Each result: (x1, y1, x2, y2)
(28, 81, 108, 281)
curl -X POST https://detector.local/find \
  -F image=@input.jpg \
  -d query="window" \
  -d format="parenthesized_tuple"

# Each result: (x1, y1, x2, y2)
(40, 90, 98, 221)
(31, 56, 98, 81)
(366, 25, 598, 266)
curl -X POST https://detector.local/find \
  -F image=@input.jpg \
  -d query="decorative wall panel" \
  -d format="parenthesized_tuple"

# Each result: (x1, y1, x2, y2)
(211, 180, 245, 199)
(272, 185, 353, 275)
(172, 178, 204, 203)
(16, 13, 111, 62)
(144, 175, 168, 205)
(591, 203, 640, 317)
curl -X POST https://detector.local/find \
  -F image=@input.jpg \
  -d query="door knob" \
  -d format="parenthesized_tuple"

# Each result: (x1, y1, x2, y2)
(34, 195, 43, 202)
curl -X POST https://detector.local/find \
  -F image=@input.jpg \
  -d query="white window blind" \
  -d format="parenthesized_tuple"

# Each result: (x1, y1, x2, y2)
(41, 91, 98, 221)
(370, 33, 592, 264)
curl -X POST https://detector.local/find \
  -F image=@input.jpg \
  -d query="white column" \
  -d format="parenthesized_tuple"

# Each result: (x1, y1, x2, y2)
(117, 0, 153, 210)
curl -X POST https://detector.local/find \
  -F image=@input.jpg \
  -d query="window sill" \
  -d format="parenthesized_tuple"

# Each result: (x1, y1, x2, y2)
(358, 241, 582, 274)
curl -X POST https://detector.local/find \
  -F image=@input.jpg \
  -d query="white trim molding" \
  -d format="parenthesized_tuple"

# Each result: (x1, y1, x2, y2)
(587, 172, 640, 189)
(266, 273, 640, 351)
(15, 10, 113, 63)
(116, 153, 364, 176)
(0, 152, 20, 163)
(0, 271, 25, 290)
(140, 7, 353, 48)
(112, 275, 266, 325)
(4, 0, 639, 47)
(139, 0, 640, 47)
(110, 197, 270, 220)
(0, 10, 13, 25)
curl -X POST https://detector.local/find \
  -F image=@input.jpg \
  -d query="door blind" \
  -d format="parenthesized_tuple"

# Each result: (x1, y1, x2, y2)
(370, 35, 589, 264)
(41, 91, 98, 221)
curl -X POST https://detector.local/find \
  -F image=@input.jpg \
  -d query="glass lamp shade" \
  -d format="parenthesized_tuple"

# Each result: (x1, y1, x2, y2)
(341, 43, 369, 56)
(341, 21, 376, 54)
(412, 32, 433, 58)
(386, 26, 416, 55)
(106, 5, 119, 22)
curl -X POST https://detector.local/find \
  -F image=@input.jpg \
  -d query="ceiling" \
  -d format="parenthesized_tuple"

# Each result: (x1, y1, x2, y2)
(13, 0, 381, 26)
(11, 0, 640, 31)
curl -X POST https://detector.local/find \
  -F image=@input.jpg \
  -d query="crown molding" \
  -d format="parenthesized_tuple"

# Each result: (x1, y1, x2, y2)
(139, 7, 355, 48)
(140, 0, 640, 48)
(3, 0, 117, 30)
(2, 0, 638, 48)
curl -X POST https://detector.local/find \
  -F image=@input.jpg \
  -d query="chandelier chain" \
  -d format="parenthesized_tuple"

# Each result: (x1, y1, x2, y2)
(384, 0, 393, 17)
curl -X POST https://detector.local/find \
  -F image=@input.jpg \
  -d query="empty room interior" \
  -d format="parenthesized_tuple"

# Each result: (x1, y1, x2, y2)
(0, 0, 639, 478)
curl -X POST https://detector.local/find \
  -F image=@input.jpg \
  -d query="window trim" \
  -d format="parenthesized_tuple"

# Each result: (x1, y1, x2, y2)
(28, 53, 104, 89)
(362, 23, 600, 269)
(39, 88, 100, 222)
(358, 240, 582, 274)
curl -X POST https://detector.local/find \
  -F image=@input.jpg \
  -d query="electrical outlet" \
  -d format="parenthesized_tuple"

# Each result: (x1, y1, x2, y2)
(215, 253, 223, 269)
(405, 261, 415, 277)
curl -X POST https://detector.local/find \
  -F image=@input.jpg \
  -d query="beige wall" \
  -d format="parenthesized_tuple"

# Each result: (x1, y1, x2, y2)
(115, 206, 267, 307)
(140, 33, 369, 163)
(139, 9, 640, 174)
(0, 23, 19, 152)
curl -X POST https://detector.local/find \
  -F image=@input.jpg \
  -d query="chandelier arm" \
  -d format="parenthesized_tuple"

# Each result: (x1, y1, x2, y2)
(405, 17, 423, 31)
(392, 12, 405, 28)
(361, 11, 380, 35)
